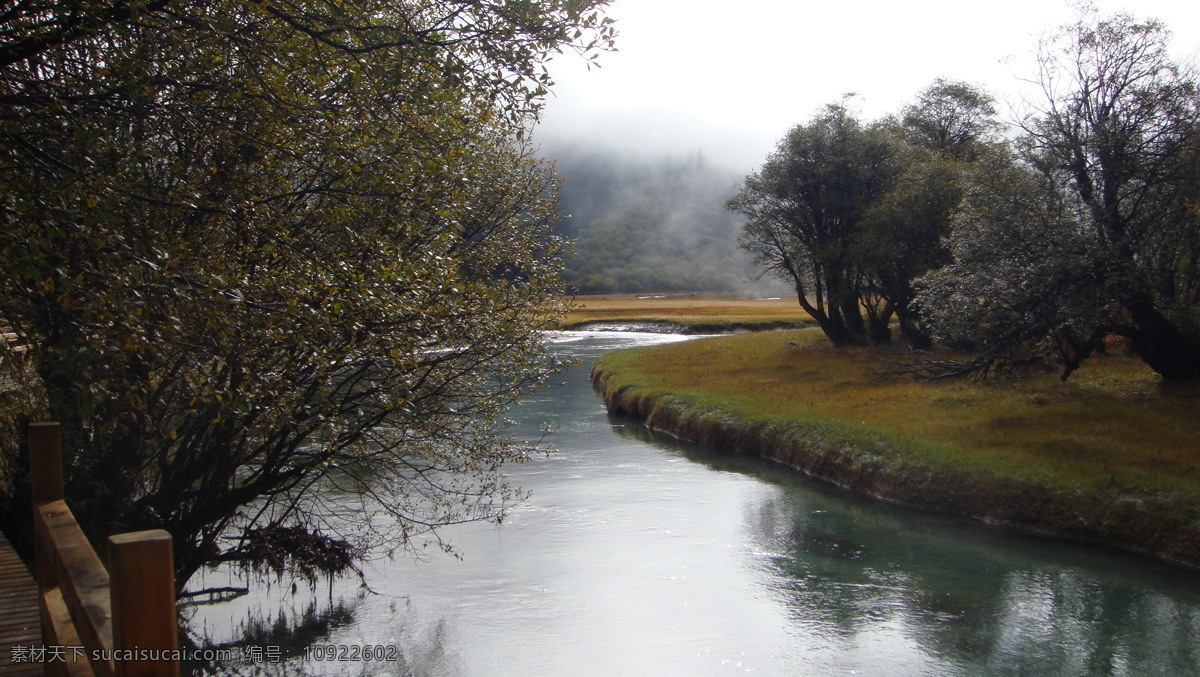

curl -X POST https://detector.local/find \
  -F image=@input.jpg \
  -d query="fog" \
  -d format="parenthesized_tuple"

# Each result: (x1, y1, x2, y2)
(533, 0, 1200, 295)
(543, 138, 774, 294)
(536, 0, 1200, 171)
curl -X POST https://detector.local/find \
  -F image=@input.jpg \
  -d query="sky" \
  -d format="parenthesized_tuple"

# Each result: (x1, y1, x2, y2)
(536, 0, 1200, 170)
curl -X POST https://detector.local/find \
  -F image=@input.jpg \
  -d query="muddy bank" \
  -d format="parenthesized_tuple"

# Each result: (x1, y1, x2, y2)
(592, 365, 1200, 572)
(559, 319, 806, 334)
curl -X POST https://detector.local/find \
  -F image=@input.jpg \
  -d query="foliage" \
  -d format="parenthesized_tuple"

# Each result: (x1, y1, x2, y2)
(729, 103, 908, 346)
(859, 151, 966, 347)
(0, 0, 614, 587)
(730, 83, 999, 348)
(914, 151, 1105, 377)
(868, 80, 1000, 347)
(901, 78, 1001, 162)
(916, 11, 1200, 380)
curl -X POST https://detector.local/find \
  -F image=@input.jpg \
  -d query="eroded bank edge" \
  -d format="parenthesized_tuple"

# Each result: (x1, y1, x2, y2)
(591, 363, 1200, 572)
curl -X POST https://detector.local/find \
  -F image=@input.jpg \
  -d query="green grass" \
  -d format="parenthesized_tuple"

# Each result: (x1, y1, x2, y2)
(594, 328, 1200, 507)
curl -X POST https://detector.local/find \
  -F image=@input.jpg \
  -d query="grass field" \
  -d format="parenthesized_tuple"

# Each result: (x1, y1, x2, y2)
(591, 319, 1200, 568)
(596, 329, 1196, 491)
(558, 292, 812, 330)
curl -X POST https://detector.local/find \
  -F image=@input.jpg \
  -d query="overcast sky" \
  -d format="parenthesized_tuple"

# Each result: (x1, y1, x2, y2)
(536, 0, 1200, 170)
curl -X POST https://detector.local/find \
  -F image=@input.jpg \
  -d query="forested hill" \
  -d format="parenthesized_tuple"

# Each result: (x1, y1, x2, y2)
(544, 141, 762, 293)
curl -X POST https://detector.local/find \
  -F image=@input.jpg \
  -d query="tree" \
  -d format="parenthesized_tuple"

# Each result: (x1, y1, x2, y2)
(916, 12, 1200, 380)
(864, 80, 1000, 347)
(1, 0, 615, 589)
(901, 78, 1001, 161)
(859, 152, 966, 347)
(730, 86, 999, 348)
(729, 103, 905, 346)
(913, 151, 1108, 378)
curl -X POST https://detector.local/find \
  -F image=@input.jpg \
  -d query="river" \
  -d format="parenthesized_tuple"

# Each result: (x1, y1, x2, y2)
(186, 331, 1200, 676)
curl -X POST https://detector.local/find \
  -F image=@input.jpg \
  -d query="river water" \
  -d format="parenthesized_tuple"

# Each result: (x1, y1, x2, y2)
(187, 331, 1200, 676)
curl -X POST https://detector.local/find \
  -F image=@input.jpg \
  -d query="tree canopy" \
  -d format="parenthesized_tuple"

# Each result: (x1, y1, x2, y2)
(729, 104, 904, 346)
(916, 12, 1200, 380)
(1, 0, 615, 588)
(735, 11, 1200, 382)
(729, 85, 997, 347)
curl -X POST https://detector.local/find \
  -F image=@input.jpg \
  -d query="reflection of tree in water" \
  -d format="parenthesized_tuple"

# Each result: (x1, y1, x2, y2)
(176, 456, 476, 677)
(612, 418, 1200, 674)
(182, 598, 359, 676)
(988, 570, 1200, 674)
(181, 596, 454, 677)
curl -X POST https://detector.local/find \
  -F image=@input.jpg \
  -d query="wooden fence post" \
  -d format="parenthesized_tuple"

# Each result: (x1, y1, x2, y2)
(108, 530, 179, 677)
(27, 422, 180, 676)
(29, 421, 63, 506)
(29, 421, 64, 644)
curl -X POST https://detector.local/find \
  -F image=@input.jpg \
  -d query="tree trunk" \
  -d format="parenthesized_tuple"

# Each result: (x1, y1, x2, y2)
(1125, 293, 1200, 380)
(896, 308, 932, 349)
(794, 285, 864, 347)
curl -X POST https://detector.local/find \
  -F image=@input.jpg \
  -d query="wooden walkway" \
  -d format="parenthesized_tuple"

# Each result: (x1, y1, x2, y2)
(0, 530, 40, 676)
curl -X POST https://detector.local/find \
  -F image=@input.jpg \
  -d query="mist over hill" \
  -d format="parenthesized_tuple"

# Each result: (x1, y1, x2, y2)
(543, 140, 769, 294)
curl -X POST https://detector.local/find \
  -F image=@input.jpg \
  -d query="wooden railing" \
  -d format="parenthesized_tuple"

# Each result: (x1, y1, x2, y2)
(1, 330, 29, 374)
(29, 422, 179, 677)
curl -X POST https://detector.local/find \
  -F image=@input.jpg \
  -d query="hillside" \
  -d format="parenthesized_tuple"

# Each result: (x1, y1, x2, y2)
(544, 142, 766, 293)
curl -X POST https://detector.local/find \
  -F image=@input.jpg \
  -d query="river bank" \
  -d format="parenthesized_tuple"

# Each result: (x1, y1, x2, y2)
(591, 329, 1200, 572)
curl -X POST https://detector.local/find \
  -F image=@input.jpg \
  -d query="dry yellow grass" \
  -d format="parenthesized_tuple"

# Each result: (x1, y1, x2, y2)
(595, 328, 1198, 492)
(558, 292, 812, 329)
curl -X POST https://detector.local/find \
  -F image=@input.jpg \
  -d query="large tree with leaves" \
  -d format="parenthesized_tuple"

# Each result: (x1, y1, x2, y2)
(863, 79, 1000, 347)
(729, 103, 906, 346)
(0, 0, 614, 589)
(730, 84, 998, 348)
(917, 12, 1200, 380)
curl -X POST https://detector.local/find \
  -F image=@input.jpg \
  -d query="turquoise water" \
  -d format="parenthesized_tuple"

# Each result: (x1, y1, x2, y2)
(187, 332, 1200, 676)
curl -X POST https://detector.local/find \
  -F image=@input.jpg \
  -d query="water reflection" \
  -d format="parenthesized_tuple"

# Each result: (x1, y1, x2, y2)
(616, 420, 1200, 676)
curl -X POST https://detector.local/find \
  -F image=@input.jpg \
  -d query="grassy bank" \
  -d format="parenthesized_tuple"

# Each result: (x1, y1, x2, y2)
(592, 329, 1200, 570)
(558, 293, 812, 332)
